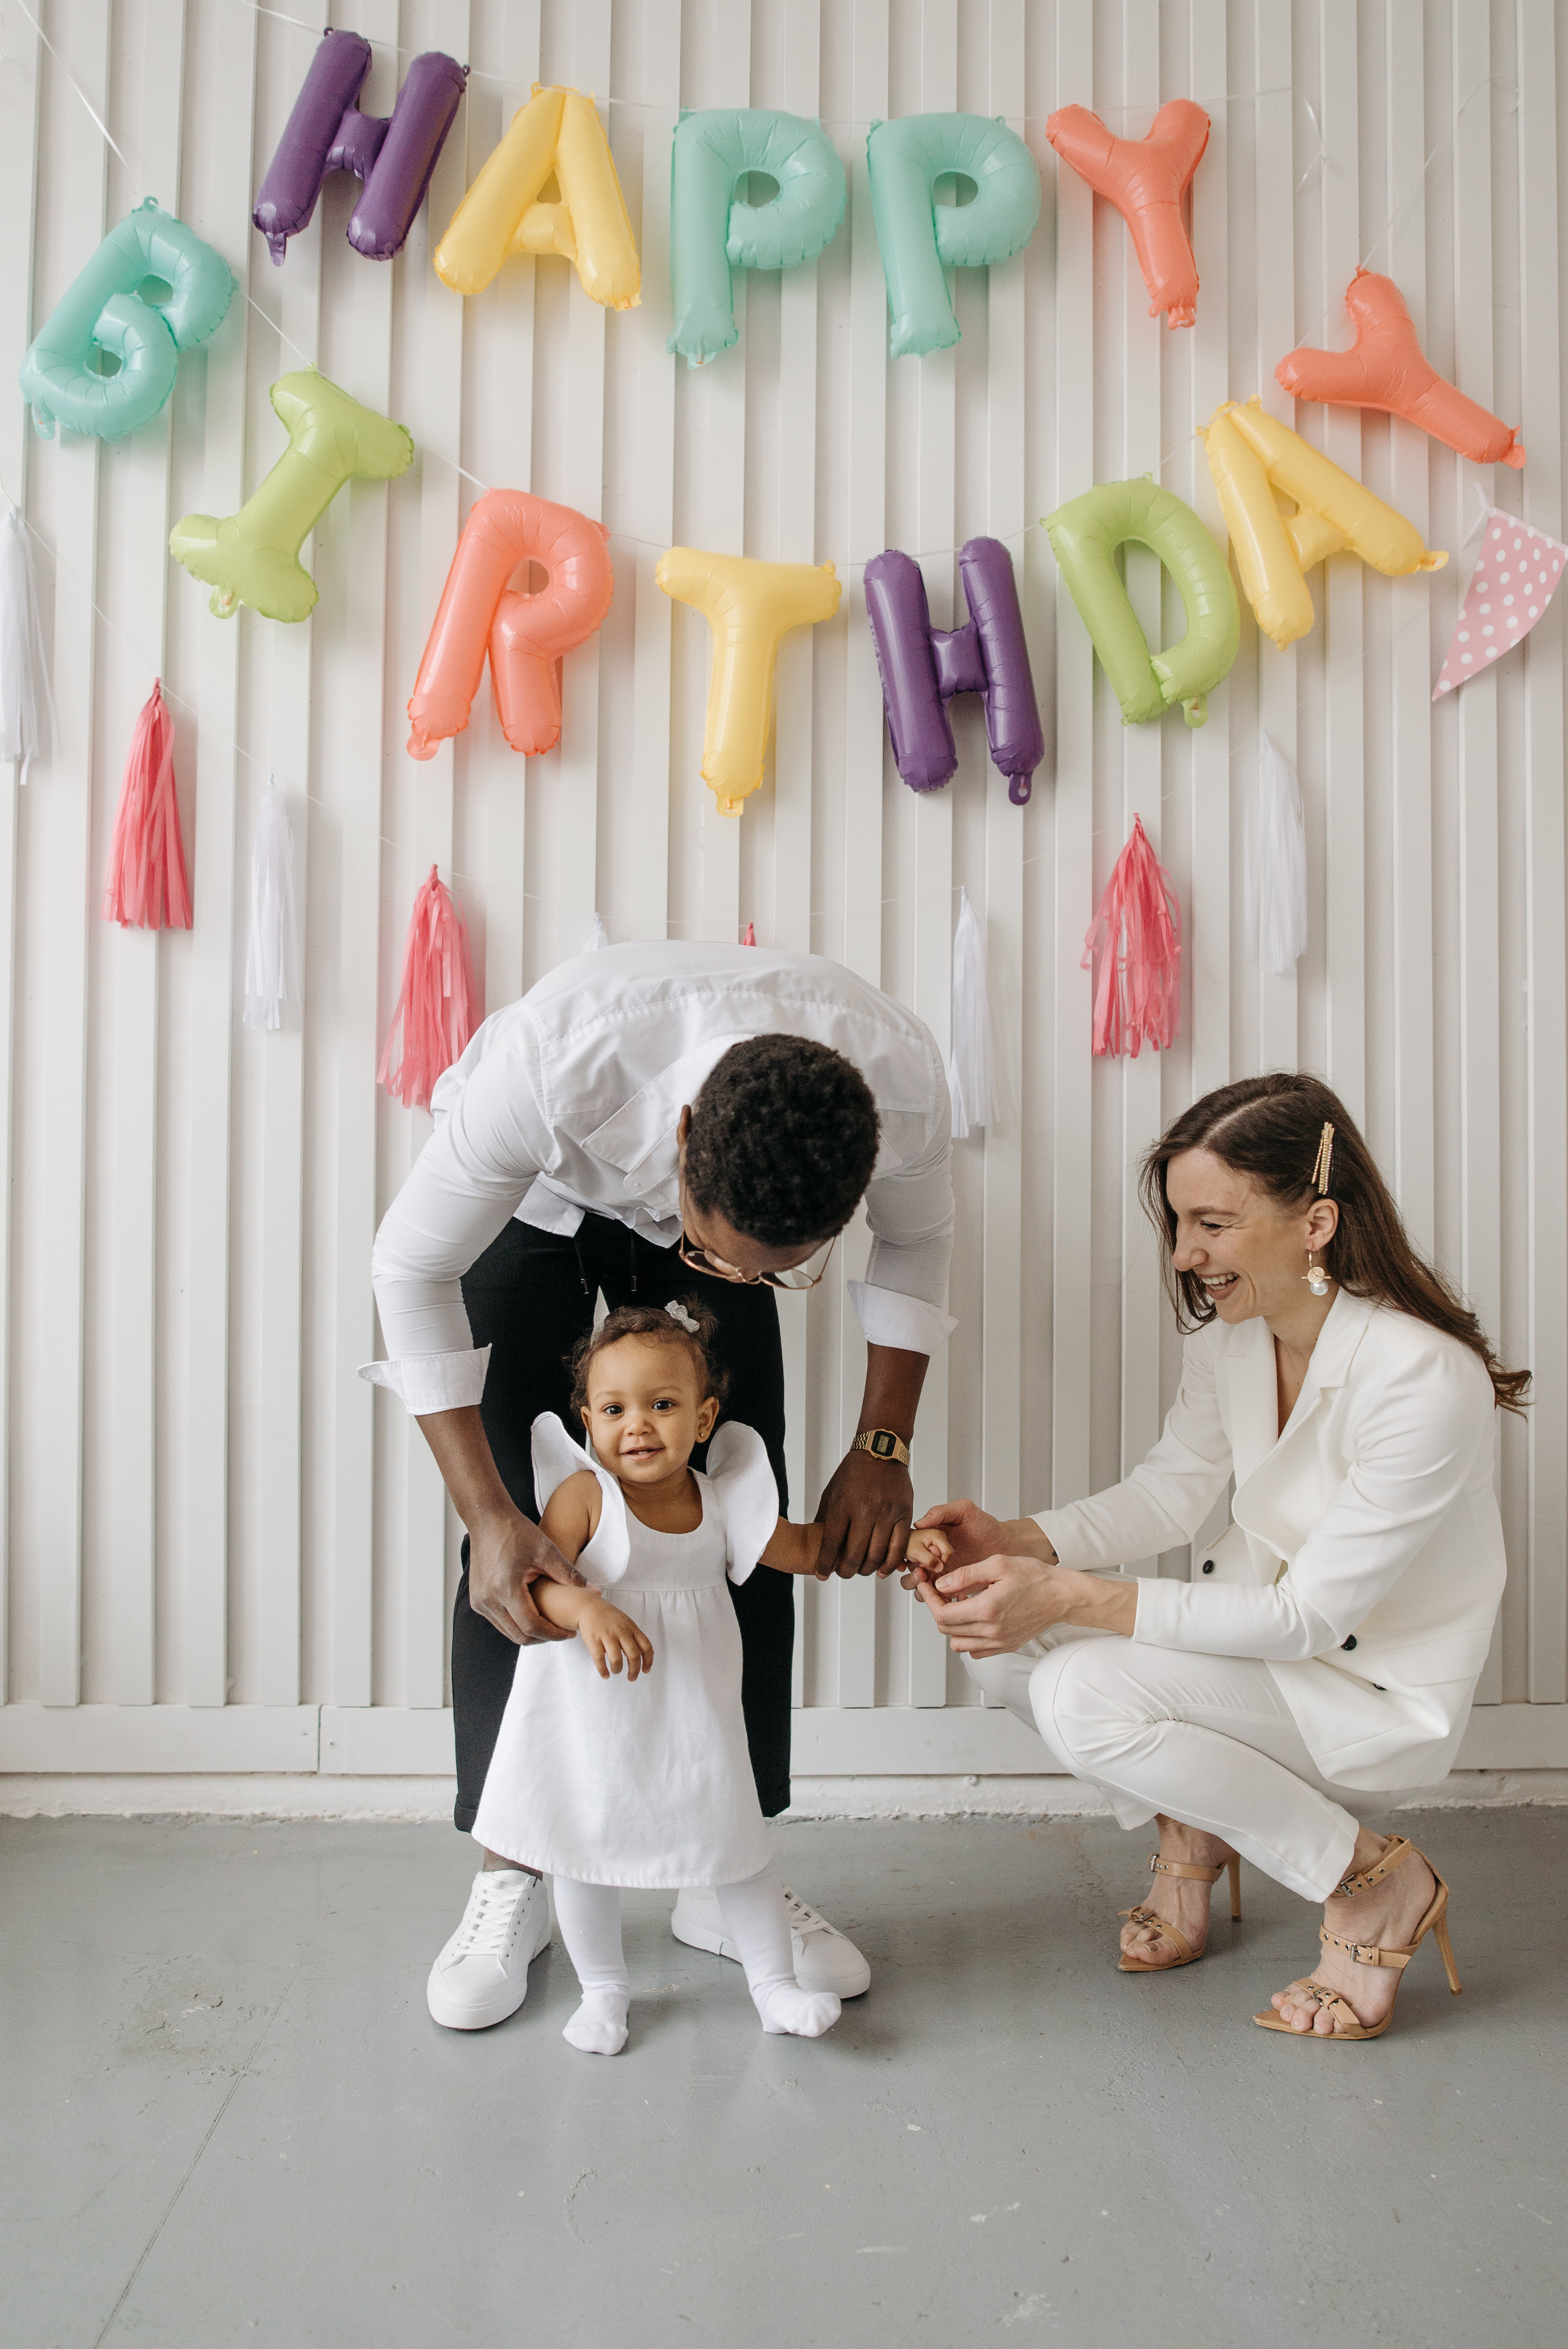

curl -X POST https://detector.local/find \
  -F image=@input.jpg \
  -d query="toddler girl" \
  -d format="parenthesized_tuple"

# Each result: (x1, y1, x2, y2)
(471, 1298, 948, 2056)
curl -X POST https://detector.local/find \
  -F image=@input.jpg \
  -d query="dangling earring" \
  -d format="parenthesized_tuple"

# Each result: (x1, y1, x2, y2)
(1304, 1248, 1330, 1298)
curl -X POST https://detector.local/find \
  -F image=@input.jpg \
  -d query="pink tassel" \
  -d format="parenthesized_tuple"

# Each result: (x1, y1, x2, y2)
(741, 922, 755, 945)
(101, 681, 192, 930)
(378, 864, 480, 1109)
(1081, 816, 1182, 1058)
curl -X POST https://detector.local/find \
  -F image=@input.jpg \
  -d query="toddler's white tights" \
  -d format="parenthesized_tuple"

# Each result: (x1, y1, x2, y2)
(552, 1864, 841, 2056)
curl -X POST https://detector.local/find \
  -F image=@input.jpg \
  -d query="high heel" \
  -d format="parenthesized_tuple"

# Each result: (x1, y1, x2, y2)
(1253, 1835, 1461, 2040)
(1118, 1850, 1242, 1973)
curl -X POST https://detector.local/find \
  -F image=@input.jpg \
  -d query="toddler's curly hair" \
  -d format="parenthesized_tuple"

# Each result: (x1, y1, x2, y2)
(568, 1298, 730, 1419)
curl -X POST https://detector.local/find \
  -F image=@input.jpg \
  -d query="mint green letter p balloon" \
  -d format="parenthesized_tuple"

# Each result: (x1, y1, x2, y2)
(867, 114, 1041, 358)
(1043, 478, 1239, 727)
(668, 109, 847, 367)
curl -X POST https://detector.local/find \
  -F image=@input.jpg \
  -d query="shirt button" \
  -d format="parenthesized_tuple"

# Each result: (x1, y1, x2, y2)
(1201, 1559, 1214, 1574)
(1341, 1634, 1358, 1651)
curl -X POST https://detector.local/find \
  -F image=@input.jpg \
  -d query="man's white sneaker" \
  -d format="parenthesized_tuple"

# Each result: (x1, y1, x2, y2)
(426, 1868, 552, 2031)
(670, 1885, 871, 1998)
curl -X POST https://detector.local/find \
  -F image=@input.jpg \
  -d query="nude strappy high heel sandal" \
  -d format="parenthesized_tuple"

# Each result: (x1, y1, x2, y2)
(1118, 1851, 1242, 1973)
(1252, 1835, 1461, 2040)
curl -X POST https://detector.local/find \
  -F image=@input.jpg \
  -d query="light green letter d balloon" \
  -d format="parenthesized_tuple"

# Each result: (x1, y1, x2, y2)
(1043, 477, 1239, 726)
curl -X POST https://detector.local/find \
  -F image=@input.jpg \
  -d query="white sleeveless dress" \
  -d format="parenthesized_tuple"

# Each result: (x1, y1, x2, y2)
(471, 1413, 781, 1889)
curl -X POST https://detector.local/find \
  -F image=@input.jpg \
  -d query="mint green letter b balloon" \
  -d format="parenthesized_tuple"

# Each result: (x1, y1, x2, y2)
(668, 109, 847, 367)
(866, 114, 1041, 358)
(1043, 478, 1239, 727)
(20, 200, 235, 442)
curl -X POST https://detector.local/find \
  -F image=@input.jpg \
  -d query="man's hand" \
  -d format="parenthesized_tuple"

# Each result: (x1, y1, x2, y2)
(467, 1510, 586, 1646)
(814, 1446, 914, 1579)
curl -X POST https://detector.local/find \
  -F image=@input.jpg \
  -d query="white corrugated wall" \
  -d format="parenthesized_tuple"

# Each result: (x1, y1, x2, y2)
(0, 0, 1562, 1784)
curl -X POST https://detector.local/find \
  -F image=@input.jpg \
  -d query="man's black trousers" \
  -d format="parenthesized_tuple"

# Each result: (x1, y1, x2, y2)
(451, 1211, 792, 1833)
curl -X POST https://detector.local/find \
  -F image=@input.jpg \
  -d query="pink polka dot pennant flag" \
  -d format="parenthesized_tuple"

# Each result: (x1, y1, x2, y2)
(1433, 511, 1568, 699)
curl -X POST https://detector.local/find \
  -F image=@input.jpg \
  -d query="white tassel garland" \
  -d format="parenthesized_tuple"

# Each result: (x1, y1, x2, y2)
(948, 885, 1005, 1138)
(243, 779, 302, 1030)
(1252, 734, 1308, 976)
(0, 501, 56, 785)
(584, 912, 609, 950)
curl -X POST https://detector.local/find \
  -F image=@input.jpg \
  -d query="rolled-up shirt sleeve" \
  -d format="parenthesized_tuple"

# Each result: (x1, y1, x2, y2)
(1131, 1339, 1494, 1661)
(361, 1035, 552, 1412)
(850, 1055, 957, 1356)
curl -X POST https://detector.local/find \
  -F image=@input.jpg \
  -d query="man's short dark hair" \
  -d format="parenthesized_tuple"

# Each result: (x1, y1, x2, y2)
(684, 1037, 880, 1247)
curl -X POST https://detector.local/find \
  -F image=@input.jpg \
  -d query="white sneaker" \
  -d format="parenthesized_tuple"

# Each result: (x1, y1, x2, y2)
(426, 1868, 552, 2031)
(670, 1885, 871, 1998)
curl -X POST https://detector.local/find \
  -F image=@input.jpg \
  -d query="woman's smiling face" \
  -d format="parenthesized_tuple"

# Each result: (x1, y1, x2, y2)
(1165, 1148, 1335, 1325)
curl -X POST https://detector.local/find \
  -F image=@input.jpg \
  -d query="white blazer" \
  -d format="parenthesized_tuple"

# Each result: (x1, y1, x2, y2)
(1033, 1292, 1506, 1791)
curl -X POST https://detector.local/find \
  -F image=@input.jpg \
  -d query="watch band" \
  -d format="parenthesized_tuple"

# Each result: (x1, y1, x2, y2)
(851, 1428, 912, 1468)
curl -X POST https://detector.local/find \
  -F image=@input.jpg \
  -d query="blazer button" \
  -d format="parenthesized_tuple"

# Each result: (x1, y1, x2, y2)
(1341, 1634, 1358, 1651)
(1201, 1559, 1214, 1574)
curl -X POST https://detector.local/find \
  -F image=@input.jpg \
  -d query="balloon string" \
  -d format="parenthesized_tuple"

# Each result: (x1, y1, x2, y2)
(11, 0, 150, 199)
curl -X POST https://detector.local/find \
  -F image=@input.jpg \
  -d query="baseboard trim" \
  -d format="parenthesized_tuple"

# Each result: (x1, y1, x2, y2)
(0, 1700, 1563, 1778)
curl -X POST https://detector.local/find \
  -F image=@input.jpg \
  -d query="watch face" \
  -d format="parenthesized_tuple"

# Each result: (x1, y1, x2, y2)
(869, 1430, 896, 1458)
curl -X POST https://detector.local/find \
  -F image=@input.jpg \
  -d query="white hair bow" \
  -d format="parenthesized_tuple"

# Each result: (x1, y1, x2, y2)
(665, 1300, 700, 1333)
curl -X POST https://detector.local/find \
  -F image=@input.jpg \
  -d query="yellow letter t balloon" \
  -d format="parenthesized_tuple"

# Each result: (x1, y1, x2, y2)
(657, 549, 841, 814)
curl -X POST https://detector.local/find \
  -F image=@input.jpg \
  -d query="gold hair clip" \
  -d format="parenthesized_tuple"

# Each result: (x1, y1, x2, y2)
(1311, 1121, 1335, 1195)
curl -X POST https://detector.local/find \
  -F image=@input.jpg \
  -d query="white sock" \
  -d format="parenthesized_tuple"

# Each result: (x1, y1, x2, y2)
(552, 1878, 631, 2055)
(715, 1865, 841, 2040)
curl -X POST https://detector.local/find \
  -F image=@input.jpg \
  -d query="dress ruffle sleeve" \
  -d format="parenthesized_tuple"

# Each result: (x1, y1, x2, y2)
(530, 1412, 631, 1586)
(705, 1421, 781, 1586)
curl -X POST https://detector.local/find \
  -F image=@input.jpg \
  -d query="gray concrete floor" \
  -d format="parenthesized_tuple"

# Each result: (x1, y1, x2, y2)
(2, 1811, 1563, 2349)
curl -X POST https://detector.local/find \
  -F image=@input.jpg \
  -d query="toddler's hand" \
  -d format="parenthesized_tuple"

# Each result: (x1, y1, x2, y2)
(581, 1601, 654, 1682)
(904, 1526, 953, 1575)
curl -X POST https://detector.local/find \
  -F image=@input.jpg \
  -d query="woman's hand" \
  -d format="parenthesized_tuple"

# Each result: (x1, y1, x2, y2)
(915, 1554, 1069, 1657)
(915, 1556, 1138, 1657)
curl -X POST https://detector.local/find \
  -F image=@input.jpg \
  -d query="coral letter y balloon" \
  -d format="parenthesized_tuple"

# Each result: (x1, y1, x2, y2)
(1046, 101, 1209, 326)
(1276, 271, 1524, 469)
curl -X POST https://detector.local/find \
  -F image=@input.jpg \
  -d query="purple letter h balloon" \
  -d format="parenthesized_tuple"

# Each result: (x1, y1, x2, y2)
(253, 28, 466, 265)
(863, 538, 1044, 804)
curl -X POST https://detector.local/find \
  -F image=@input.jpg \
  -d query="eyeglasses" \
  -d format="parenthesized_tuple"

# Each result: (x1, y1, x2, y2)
(676, 1231, 837, 1292)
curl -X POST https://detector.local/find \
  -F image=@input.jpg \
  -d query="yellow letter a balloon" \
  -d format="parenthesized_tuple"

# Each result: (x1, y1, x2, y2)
(435, 84, 639, 309)
(656, 549, 841, 814)
(1202, 396, 1447, 649)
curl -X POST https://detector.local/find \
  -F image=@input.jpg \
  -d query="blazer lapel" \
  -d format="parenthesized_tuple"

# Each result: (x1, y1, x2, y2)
(1223, 1315, 1279, 1485)
(1232, 1291, 1380, 1564)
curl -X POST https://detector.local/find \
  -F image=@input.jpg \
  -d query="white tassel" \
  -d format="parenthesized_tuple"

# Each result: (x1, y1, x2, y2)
(584, 912, 609, 951)
(1253, 734, 1308, 976)
(948, 885, 1004, 1138)
(243, 778, 302, 1030)
(0, 500, 56, 785)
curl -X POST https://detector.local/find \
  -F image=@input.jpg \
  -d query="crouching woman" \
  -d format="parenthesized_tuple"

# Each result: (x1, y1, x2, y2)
(913, 1075, 1526, 2042)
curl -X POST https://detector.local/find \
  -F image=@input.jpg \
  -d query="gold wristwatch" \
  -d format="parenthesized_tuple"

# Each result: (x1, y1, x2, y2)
(851, 1428, 912, 1468)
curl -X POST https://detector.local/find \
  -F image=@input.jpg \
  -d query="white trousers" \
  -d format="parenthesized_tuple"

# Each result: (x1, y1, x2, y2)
(965, 1629, 1363, 1903)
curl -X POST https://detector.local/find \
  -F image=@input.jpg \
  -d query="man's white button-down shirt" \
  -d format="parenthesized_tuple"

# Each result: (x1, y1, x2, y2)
(362, 942, 957, 1414)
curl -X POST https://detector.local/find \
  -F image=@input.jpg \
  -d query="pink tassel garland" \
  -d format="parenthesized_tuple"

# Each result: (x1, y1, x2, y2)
(102, 681, 192, 930)
(1081, 816, 1182, 1058)
(378, 864, 480, 1109)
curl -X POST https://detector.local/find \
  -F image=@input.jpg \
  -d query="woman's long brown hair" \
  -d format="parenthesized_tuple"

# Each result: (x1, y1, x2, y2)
(1139, 1073, 1530, 1413)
